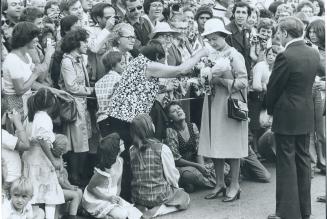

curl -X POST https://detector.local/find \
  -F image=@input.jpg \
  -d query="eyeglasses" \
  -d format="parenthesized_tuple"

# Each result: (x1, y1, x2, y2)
(121, 35, 136, 40)
(1, 19, 10, 26)
(129, 5, 143, 13)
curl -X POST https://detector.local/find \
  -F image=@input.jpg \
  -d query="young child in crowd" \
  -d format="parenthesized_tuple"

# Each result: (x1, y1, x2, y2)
(129, 114, 190, 218)
(52, 134, 83, 219)
(82, 133, 142, 219)
(2, 177, 45, 219)
(22, 88, 65, 219)
(95, 51, 123, 123)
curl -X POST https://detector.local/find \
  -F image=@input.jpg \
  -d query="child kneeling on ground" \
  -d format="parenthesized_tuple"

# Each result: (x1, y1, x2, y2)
(82, 133, 142, 219)
(2, 177, 45, 219)
(130, 114, 190, 218)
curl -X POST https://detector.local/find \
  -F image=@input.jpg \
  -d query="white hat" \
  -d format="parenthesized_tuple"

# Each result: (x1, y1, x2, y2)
(150, 22, 179, 39)
(201, 18, 231, 37)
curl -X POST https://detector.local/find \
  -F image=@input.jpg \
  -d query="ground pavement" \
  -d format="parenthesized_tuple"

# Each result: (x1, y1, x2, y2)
(159, 163, 326, 219)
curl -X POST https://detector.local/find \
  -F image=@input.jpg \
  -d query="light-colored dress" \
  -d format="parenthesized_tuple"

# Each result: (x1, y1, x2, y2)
(22, 111, 65, 205)
(198, 45, 248, 159)
(82, 158, 142, 219)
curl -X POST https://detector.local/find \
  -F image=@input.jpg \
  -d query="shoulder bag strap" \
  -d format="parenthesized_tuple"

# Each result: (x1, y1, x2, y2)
(229, 70, 246, 103)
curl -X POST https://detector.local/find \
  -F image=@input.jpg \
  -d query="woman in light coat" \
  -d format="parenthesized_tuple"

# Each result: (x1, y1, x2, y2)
(198, 19, 248, 202)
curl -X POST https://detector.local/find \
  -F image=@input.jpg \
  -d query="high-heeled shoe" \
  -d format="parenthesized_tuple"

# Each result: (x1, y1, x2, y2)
(204, 186, 226, 199)
(222, 189, 241, 202)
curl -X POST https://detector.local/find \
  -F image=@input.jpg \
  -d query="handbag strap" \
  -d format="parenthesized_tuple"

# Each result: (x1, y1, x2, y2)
(229, 70, 246, 103)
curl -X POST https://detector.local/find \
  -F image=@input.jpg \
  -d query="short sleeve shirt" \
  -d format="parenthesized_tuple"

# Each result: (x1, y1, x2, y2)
(107, 54, 159, 122)
(2, 53, 34, 95)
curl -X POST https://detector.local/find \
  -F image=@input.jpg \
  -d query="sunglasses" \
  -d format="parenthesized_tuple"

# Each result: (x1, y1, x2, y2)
(1, 19, 10, 26)
(129, 5, 143, 13)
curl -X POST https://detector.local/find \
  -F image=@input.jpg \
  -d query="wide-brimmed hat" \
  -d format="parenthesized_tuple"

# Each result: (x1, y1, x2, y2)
(150, 22, 179, 39)
(201, 18, 231, 37)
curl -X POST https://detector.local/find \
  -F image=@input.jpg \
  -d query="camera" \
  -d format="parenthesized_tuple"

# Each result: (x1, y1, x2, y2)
(114, 16, 120, 25)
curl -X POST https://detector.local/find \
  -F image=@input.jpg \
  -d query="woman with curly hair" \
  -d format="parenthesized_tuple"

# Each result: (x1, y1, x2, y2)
(2, 22, 42, 119)
(59, 27, 94, 186)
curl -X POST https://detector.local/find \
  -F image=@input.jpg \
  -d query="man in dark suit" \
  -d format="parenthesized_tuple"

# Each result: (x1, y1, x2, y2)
(266, 16, 320, 219)
(225, 2, 252, 78)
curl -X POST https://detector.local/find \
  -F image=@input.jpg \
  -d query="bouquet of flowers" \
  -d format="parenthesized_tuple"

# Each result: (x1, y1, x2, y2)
(190, 50, 233, 96)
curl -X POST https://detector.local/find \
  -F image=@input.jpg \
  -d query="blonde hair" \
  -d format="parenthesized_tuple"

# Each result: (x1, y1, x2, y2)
(10, 177, 33, 198)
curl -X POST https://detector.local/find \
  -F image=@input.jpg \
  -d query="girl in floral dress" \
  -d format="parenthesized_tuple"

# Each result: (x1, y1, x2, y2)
(22, 88, 65, 219)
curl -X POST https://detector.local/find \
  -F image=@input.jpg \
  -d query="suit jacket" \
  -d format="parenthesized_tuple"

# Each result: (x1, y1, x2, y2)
(225, 21, 252, 76)
(266, 40, 320, 135)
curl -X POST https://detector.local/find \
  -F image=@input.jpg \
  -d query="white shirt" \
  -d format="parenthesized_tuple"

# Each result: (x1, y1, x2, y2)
(31, 111, 55, 145)
(1, 130, 21, 183)
(2, 53, 34, 95)
(2, 198, 34, 219)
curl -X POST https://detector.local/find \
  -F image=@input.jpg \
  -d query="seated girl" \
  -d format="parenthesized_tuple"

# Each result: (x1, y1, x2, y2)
(130, 114, 190, 218)
(164, 102, 216, 193)
(2, 177, 44, 219)
(52, 134, 83, 219)
(82, 133, 142, 219)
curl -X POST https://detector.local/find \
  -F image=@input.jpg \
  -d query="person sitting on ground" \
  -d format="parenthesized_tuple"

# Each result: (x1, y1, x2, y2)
(164, 101, 216, 193)
(82, 133, 142, 219)
(130, 114, 190, 218)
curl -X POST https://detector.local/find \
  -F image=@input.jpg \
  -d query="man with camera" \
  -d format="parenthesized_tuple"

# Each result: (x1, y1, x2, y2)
(86, 3, 118, 82)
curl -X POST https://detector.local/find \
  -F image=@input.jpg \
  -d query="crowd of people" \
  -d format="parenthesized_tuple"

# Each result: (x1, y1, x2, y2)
(1, 0, 325, 218)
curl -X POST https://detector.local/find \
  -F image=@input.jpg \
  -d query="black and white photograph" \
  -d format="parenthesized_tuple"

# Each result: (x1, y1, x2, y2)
(0, 0, 326, 218)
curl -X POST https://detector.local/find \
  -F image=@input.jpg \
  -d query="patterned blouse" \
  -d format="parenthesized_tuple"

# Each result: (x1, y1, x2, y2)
(106, 54, 159, 122)
(165, 123, 200, 162)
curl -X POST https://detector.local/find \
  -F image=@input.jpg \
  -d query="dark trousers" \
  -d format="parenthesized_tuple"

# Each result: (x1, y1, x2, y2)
(241, 146, 271, 182)
(98, 116, 132, 201)
(275, 133, 311, 219)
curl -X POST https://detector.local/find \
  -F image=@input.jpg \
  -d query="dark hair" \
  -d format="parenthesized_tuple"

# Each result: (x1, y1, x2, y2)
(39, 26, 56, 43)
(140, 39, 165, 61)
(60, 15, 79, 37)
(20, 7, 44, 22)
(122, 0, 138, 7)
(164, 101, 183, 116)
(27, 88, 57, 122)
(257, 18, 275, 32)
(306, 19, 325, 48)
(102, 51, 123, 72)
(61, 27, 89, 53)
(59, 0, 79, 13)
(310, 0, 325, 16)
(232, 2, 252, 18)
(97, 133, 121, 171)
(90, 3, 114, 24)
(143, 0, 164, 14)
(278, 16, 304, 39)
(296, 0, 314, 13)
(268, 0, 283, 15)
(259, 9, 273, 18)
(44, 1, 59, 15)
(1, 0, 8, 12)
(11, 22, 40, 49)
